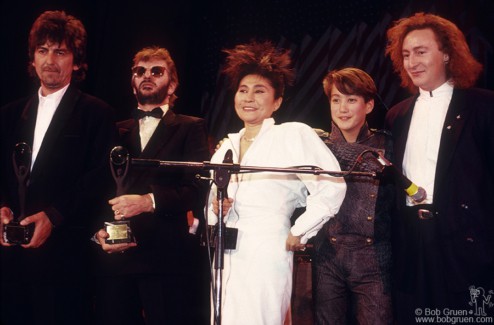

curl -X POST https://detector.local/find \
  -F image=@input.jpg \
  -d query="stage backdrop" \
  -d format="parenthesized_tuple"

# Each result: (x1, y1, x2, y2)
(1, 0, 493, 143)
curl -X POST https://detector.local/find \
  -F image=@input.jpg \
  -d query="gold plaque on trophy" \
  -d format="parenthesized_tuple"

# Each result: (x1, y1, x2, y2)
(105, 220, 134, 244)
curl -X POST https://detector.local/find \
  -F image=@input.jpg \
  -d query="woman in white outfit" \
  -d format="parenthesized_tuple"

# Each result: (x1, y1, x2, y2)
(208, 41, 346, 325)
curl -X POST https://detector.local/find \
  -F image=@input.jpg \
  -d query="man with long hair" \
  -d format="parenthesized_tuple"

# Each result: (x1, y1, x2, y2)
(385, 12, 494, 324)
(0, 10, 116, 325)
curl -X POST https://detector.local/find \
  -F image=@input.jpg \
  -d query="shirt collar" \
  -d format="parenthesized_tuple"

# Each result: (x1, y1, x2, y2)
(418, 81, 454, 99)
(37, 83, 70, 102)
(136, 104, 169, 118)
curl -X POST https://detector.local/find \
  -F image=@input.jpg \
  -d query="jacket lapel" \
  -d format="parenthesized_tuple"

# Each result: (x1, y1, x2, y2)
(140, 110, 178, 159)
(30, 86, 80, 177)
(434, 89, 467, 197)
(395, 96, 417, 171)
(17, 97, 38, 147)
(127, 121, 142, 158)
(127, 110, 179, 187)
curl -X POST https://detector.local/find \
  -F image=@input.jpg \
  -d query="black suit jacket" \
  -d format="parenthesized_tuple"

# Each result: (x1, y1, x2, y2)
(385, 87, 494, 292)
(95, 109, 210, 276)
(0, 85, 117, 281)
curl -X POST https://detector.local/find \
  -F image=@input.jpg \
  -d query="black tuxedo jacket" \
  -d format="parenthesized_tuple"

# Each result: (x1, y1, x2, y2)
(0, 85, 117, 280)
(96, 109, 210, 276)
(385, 87, 494, 292)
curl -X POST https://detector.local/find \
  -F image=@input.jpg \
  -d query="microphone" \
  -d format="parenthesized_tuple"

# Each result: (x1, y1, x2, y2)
(223, 149, 233, 165)
(215, 149, 233, 191)
(371, 151, 427, 203)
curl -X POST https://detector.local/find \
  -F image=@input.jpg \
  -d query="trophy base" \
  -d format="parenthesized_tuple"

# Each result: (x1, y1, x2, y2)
(105, 220, 134, 244)
(3, 221, 34, 245)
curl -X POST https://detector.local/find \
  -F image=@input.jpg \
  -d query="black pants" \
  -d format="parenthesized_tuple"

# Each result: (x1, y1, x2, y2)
(1, 277, 93, 325)
(94, 272, 204, 325)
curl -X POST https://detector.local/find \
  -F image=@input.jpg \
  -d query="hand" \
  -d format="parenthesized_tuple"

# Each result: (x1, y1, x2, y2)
(94, 229, 137, 254)
(286, 231, 306, 252)
(212, 197, 233, 217)
(0, 207, 15, 246)
(109, 194, 154, 219)
(20, 211, 53, 248)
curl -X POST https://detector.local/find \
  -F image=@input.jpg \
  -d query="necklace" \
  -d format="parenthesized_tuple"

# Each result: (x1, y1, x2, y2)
(242, 135, 256, 142)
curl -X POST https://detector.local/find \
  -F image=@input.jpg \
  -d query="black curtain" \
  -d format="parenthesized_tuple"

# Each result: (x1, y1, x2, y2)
(2, 0, 493, 143)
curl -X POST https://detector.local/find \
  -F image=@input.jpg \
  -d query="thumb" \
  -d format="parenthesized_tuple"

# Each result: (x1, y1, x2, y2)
(0, 208, 13, 223)
(19, 217, 33, 226)
(98, 229, 109, 239)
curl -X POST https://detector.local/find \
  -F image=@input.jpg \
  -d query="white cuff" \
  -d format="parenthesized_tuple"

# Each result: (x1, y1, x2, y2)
(189, 218, 200, 234)
(148, 193, 156, 210)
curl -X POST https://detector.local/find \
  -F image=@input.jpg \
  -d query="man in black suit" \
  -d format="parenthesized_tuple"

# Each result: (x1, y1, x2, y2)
(0, 10, 117, 325)
(93, 46, 210, 325)
(385, 12, 494, 324)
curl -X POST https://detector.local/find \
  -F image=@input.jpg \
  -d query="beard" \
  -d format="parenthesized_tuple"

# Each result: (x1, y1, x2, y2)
(134, 81, 169, 105)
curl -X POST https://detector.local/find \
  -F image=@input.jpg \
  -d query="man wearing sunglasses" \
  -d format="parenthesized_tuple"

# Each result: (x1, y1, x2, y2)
(92, 46, 211, 325)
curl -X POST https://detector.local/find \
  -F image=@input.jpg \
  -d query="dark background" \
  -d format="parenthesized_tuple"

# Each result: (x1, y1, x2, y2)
(2, 0, 493, 143)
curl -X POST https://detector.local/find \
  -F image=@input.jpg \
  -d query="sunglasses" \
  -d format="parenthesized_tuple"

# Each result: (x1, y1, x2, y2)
(131, 66, 167, 78)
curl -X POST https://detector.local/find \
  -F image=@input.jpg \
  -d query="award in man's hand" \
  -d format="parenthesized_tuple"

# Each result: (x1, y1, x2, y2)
(3, 142, 34, 245)
(105, 146, 134, 244)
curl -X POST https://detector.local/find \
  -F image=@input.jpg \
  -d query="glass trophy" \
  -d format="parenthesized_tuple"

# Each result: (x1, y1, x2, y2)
(2, 142, 34, 244)
(105, 146, 134, 244)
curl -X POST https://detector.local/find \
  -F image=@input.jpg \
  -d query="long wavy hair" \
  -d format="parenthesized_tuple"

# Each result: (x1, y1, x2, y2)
(385, 12, 482, 93)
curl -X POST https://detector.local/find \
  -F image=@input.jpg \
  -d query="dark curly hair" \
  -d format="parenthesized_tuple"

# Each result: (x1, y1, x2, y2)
(385, 12, 482, 93)
(222, 40, 295, 98)
(28, 10, 88, 81)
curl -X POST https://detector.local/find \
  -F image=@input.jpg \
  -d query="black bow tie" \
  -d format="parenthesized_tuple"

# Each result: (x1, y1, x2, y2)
(134, 107, 163, 119)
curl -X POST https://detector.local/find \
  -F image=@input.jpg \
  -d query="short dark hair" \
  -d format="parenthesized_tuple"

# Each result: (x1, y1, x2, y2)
(222, 40, 294, 99)
(323, 67, 376, 103)
(28, 10, 88, 81)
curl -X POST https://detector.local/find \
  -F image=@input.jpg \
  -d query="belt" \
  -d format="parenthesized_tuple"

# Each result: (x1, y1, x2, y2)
(327, 235, 377, 247)
(404, 204, 437, 220)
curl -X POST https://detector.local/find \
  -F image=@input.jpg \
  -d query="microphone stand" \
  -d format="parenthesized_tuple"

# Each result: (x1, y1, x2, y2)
(131, 158, 375, 178)
(211, 159, 231, 325)
(130, 156, 376, 324)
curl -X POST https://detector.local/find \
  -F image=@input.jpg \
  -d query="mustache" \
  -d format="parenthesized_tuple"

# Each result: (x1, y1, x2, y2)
(42, 66, 59, 72)
(139, 80, 156, 88)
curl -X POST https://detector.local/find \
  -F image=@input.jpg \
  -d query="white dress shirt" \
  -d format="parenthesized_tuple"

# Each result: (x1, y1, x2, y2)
(32, 84, 69, 168)
(138, 104, 168, 150)
(403, 81, 453, 205)
(137, 105, 168, 216)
